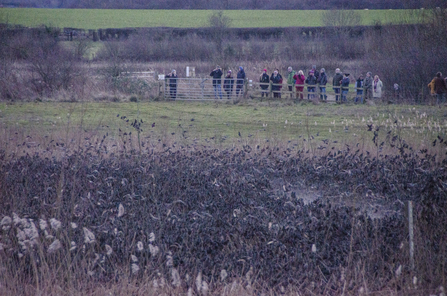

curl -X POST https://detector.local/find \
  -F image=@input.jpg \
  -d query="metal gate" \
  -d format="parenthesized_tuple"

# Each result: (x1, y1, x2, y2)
(163, 78, 244, 101)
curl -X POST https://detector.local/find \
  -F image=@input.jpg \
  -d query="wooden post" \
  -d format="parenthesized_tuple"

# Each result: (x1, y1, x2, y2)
(408, 201, 415, 270)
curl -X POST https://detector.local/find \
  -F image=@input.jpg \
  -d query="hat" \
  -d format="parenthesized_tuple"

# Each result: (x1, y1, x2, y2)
(263, 69, 267, 72)
(239, 66, 243, 71)
(228, 70, 232, 73)
(309, 70, 314, 74)
(172, 69, 176, 72)
(345, 73, 350, 76)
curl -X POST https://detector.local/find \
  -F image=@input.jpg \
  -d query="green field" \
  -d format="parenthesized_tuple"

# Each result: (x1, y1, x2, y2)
(1, 101, 445, 155)
(0, 8, 426, 29)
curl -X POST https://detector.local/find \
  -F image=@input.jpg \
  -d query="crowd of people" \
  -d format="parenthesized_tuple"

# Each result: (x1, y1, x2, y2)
(164, 66, 447, 105)
(210, 65, 383, 103)
(259, 66, 384, 103)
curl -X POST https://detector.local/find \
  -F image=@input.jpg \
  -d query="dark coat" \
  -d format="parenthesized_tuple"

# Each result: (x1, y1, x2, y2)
(260, 73, 270, 90)
(166, 74, 178, 87)
(434, 76, 447, 94)
(224, 75, 234, 92)
(270, 74, 282, 91)
(341, 77, 350, 90)
(364, 76, 373, 90)
(317, 72, 327, 85)
(305, 75, 317, 89)
(236, 69, 246, 86)
(309, 69, 319, 81)
(333, 73, 343, 88)
(210, 69, 223, 85)
(355, 78, 364, 89)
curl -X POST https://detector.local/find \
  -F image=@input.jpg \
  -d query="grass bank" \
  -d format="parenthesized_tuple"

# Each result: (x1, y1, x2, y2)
(1, 100, 446, 157)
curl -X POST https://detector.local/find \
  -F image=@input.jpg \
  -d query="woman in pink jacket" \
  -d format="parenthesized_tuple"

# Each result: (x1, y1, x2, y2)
(293, 70, 306, 100)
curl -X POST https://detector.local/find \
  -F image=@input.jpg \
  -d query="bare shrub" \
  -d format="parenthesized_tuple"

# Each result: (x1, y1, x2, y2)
(72, 37, 94, 60)
(26, 32, 82, 97)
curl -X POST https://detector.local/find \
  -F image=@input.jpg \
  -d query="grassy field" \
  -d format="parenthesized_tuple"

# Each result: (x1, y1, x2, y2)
(0, 8, 426, 29)
(1, 101, 446, 157)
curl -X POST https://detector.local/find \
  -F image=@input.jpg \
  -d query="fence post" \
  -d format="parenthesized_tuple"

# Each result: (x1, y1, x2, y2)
(408, 200, 415, 270)
(316, 84, 319, 100)
(244, 79, 249, 99)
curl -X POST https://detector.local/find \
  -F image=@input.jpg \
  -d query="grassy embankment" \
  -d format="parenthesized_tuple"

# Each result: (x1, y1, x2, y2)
(0, 8, 425, 29)
(1, 101, 446, 157)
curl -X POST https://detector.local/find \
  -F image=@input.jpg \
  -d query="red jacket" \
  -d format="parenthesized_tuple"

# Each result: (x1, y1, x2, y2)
(293, 74, 306, 90)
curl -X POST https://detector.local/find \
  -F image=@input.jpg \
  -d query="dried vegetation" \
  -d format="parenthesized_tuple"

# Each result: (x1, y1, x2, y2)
(0, 121, 446, 295)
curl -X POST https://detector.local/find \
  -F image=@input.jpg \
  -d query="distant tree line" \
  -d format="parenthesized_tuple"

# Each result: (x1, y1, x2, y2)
(1, 8, 446, 102)
(2, 0, 446, 9)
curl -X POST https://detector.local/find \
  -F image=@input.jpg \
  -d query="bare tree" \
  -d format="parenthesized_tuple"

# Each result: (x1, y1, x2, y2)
(208, 11, 232, 56)
(322, 9, 362, 30)
(321, 10, 362, 59)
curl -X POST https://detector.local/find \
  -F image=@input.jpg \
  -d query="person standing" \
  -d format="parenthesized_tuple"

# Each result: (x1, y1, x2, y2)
(293, 70, 306, 100)
(210, 65, 223, 99)
(355, 74, 364, 103)
(363, 72, 373, 101)
(236, 66, 246, 97)
(260, 69, 270, 97)
(223, 70, 234, 99)
(317, 68, 328, 101)
(305, 70, 317, 100)
(309, 65, 320, 81)
(428, 77, 436, 96)
(332, 68, 343, 101)
(393, 83, 400, 101)
(287, 66, 296, 98)
(373, 75, 383, 99)
(433, 72, 447, 105)
(341, 73, 350, 102)
(165, 69, 178, 99)
(270, 69, 282, 98)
